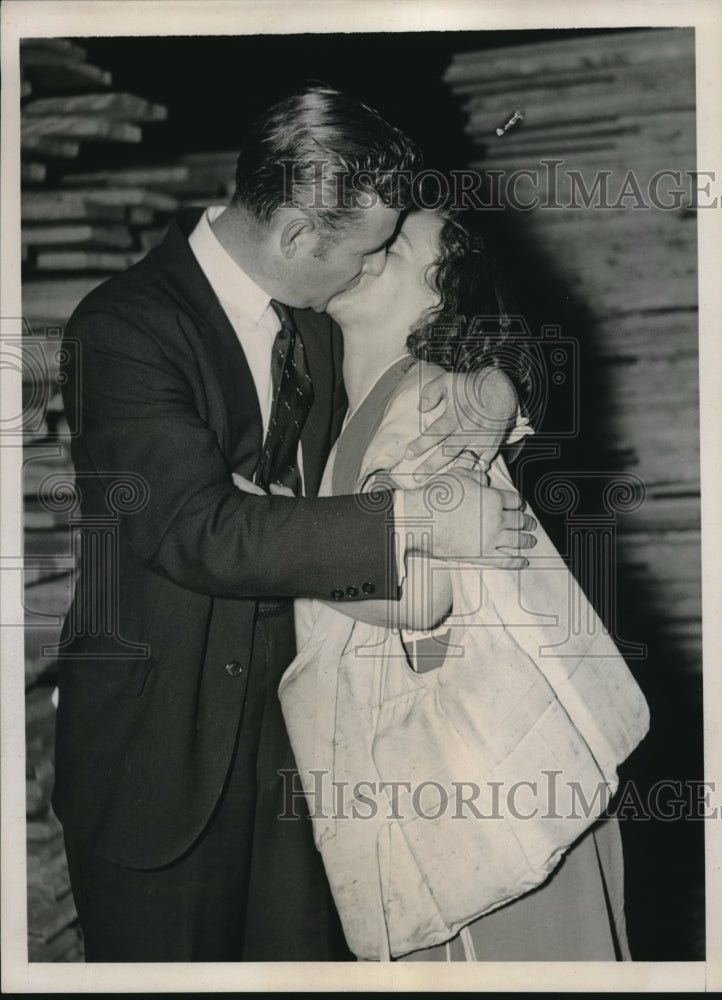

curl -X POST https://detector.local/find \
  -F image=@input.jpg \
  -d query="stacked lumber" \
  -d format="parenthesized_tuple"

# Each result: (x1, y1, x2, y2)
(444, 27, 701, 671)
(20, 39, 239, 964)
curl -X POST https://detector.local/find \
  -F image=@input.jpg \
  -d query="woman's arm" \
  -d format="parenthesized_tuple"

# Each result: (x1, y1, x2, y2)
(315, 366, 519, 630)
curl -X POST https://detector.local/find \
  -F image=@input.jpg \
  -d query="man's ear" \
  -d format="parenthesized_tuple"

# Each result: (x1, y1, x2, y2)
(278, 212, 315, 260)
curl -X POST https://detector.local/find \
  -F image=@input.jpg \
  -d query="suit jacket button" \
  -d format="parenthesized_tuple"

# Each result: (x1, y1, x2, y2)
(225, 660, 243, 677)
(331, 589, 344, 600)
(346, 586, 359, 598)
(362, 581, 375, 595)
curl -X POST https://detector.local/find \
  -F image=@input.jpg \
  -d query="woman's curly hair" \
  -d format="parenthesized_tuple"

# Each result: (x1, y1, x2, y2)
(406, 209, 533, 408)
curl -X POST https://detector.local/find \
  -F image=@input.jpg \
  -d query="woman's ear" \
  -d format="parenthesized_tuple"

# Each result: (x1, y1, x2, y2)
(279, 212, 315, 260)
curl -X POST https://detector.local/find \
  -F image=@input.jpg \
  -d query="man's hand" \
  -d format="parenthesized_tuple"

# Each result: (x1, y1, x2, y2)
(403, 468, 536, 569)
(402, 366, 518, 480)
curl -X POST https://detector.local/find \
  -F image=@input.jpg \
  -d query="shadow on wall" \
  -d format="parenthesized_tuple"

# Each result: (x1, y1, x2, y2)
(480, 205, 705, 962)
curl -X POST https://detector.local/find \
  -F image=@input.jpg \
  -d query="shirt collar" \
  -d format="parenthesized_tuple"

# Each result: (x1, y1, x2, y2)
(188, 205, 271, 326)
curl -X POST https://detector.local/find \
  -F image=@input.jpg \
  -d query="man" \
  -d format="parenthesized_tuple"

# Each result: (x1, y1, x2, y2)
(53, 86, 535, 962)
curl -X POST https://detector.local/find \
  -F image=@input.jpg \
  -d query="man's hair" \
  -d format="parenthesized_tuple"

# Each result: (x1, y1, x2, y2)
(232, 84, 422, 239)
(407, 206, 533, 406)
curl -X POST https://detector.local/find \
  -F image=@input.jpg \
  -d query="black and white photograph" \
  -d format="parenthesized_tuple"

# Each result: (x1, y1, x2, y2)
(1, 0, 720, 992)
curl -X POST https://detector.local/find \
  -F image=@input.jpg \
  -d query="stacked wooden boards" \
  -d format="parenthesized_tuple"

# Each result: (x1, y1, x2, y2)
(20, 39, 235, 963)
(444, 27, 701, 672)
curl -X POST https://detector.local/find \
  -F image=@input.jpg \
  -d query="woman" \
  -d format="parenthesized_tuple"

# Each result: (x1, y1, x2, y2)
(276, 207, 649, 961)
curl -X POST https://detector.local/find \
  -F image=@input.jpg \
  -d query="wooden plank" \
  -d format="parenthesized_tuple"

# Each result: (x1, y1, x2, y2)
(469, 152, 698, 189)
(28, 924, 82, 963)
(27, 847, 71, 898)
(179, 196, 227, 210)
(63, 164, 191, 188)
(26, 831, 66, 870)
(182, 150, 238, 166)
(21, 135, 80, 159)
(24, 92, 167, 121)
(20, 38, 88, 62)
(138, 226, 170, 250)
(23, 557, 73, 592)
(23, 526, 70, 559)
(27, 776, 49, 817)
(25, 580, 74, 640)
(23, 421, 49, 446)
(21, 161, 47, 183)
(23, 277, 105, 322)
(459, 66, 695, 127)
(592, 311, 698, 358)
(26, 809, 64, 845)
(476, 112, 695, 163)
(23, 59, 112, 90)
(613, 492, 701, 535)
(597, 354, 699, 407)
(516, 212, 697, 258)
(21, 223, 133, 249)
(52, 186, 179, 211)
(22, 116, 142, 143)
(467, 108, 695, 153)
(444, 28, 693, 83)
(459, 54, 694, 102)
(25, 686, 56, 728)
(27, 890, 78, 945)
(127, 207, 156, 226)
(24, 620, 64, 673)
(34, 249, 143, 271)
(517, 208, 697, 247)
(22, 192, 127, 222)
(22, 334, 70, 385)
(617, 529, 700, 578)
(26, 750, 54, 784)
(23, 454, 74, 497)
(24, 509, 58, 530)
(509, 222, 697, 312)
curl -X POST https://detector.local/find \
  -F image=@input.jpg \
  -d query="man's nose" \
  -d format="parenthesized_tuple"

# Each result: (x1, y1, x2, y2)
(361, 249, 387, 277)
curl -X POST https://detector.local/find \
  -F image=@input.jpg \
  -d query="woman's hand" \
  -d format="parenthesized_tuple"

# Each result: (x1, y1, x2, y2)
(231, 473, 295, 497)
(401, 366, 518, 481)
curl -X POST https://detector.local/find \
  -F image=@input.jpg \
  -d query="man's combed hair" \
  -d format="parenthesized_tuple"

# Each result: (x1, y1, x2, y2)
(232, 85, 422, 232)
(407, 208, 533, 408)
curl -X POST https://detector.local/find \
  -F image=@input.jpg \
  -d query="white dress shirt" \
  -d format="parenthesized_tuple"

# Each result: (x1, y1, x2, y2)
(189, 205, 311, 493)
(189, 205, 279, 437)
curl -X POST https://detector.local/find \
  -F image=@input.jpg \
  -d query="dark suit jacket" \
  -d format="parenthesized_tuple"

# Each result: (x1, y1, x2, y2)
(52, 209, 397, 869)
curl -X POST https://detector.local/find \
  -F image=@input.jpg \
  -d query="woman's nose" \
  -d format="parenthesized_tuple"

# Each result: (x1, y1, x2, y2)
(362, 249, 387, 277)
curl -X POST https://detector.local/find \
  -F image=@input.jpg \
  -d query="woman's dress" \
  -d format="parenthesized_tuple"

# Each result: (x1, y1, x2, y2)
(280, 356, 646, 962)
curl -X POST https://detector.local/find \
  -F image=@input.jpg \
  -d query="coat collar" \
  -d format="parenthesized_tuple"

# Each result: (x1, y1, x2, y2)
(150, 208, 340, 497)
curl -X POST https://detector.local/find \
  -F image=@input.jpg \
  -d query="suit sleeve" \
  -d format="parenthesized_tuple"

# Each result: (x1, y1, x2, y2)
(63, 308, 398, 601)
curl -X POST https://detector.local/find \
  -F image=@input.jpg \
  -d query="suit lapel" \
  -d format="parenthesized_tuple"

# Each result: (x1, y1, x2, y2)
(155, 211, 264, 472)
(152, 210, 340, 492)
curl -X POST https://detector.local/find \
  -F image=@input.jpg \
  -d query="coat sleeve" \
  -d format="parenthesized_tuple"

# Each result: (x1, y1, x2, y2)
(62, 308, 398, 601)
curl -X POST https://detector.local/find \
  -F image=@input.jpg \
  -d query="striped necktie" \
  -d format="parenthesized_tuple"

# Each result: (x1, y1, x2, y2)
(255, 300, 314, 494)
